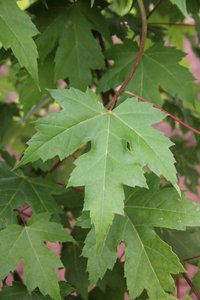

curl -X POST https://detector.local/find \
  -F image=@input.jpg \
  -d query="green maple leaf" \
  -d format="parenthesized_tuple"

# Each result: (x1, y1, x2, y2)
(17, 88, 178, 247)
(0, 213, 74, 300)
(83, 176, 200, 299)
(99, 42, 195, 104)
(0, 0, 39, 83)
(34, 1, 105, 90)
(54, 3, 105, 89)
(169, 0, 188, 17)
(0, 162, 60, 225)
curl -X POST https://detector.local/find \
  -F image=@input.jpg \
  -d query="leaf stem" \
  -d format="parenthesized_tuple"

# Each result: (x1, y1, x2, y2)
(183, 255, 200, 262)
(183, 273, 200, 299)
(127, 91, 200, 135)
(108, 0, 147, 110)
(148, 22, 195, 27)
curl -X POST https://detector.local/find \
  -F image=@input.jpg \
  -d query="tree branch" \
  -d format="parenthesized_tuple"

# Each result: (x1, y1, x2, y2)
(126, 91, 200, 135)
(108, 0, 147, 110)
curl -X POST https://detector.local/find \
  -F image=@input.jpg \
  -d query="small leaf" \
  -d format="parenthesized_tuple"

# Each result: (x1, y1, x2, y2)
(0, 213, 74, 299)
(169, 0, 189, 17)
(0, 0, 39, 83)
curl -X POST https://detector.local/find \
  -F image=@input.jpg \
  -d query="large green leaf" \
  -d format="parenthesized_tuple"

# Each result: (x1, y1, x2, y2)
(0, 162, 60, 225)
(0, 0, 39, 83)
(83, 176, 200, 299)
(99, 42, 195, 104)
(0, 213, 74, 300)
(17, 88, 178, 247)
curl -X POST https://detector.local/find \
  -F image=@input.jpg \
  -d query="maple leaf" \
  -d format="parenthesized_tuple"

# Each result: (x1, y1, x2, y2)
(83, 176, 200, 299)
(17, 88, 178, 247)
(169, 0, 188, 17)
(0, 162, 60, 225)
(99, 42, 195, 105)
(54, 3, 105, 89)
(0, 0, 39, 83)
(0, 213, 74, 300)
(34, 1, 105, 90)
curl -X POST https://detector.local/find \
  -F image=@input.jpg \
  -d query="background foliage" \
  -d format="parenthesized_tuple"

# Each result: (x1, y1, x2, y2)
(0, 0, 200, 299)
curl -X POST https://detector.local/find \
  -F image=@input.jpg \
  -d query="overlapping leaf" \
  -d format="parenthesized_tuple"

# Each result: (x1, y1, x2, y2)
(33, 1, 106, 90)
(18, 88, 177, 247)
(18, 53, 55, 113)
(0, 283, 51, 299)
(0, 282, 73, 299)
(162, 227, 200, 262)
(89, 263, 126, 300)
(0, 0, 39, 82)
(62, 243, 89, 300)
(0, 162, 60, 225)
(83, 176, 200, 299)
(0, 213, 74, 300)
(55, 2, 105, 89)
(99, 42, 195, 104)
